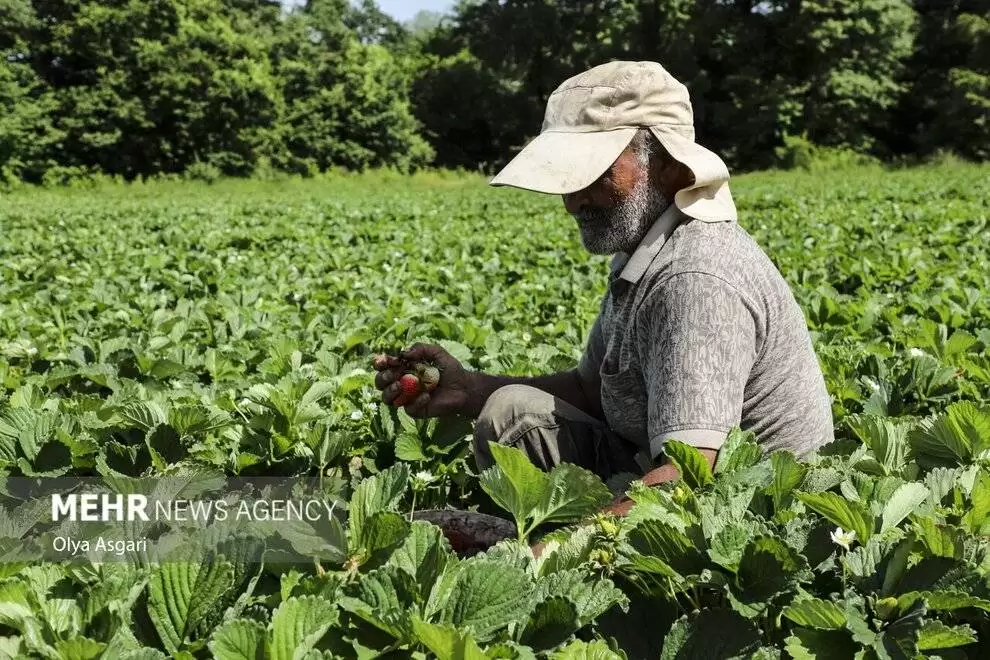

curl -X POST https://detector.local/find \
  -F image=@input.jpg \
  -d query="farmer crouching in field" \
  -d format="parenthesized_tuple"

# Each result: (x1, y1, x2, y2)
(374, 60, 833, 518)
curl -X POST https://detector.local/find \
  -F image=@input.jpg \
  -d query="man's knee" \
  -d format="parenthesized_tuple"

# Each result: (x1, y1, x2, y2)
(472, 384, 547, 465)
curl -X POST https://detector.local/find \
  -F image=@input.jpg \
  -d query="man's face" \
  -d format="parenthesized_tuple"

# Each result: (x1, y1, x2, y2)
(562, 144, 671, 256)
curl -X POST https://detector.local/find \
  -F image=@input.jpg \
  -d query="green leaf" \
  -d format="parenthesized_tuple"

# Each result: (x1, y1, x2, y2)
(660, 608, 760, 659)
(349, 463, 409, 543)
(767, 452, 806, 511)
(395, 433, 427, 461)
(52, 637, 106, 660)
(479, 443, 550, 535)
(796, 491, 873, 542)
(410, 617, 487, 660)
(535, 569, 628, 626)
(530, 463, 612, 529)
(625, 519, 706, 577)
(550, 639, 624, 659)
(782, 598, 846, 630)
(520, 596, 580, 651)
(896, 590, 990, 614)
(708, 522, 751, 573)
(266, 596, 339, 660)
(209, 619, 265, 660)
(427, 559, 534, 641)
(736, 536, 807, 603)
(663, 440, 714, 490)
(845, 414, 909, 472)
(389, 520, 454, 599)
(714, 429, 761, 475)
(355, 511, 410, 569)
(911, 517, 965, 559)
(880, 483, 929, 533)
(909, 402, 990, 467)
(338, 565, 416, 640)
(961, 469, 990, 533)
(783, 629, 858, 660)
(147, 557, 236, 654)
(916, 621, 977, 650)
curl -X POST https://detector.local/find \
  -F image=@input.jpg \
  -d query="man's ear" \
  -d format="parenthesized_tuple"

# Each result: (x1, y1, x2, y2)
(651, 150, 695, 198)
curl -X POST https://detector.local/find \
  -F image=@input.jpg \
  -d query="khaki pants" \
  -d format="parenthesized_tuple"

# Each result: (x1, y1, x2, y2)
(472, 384, 648, 480)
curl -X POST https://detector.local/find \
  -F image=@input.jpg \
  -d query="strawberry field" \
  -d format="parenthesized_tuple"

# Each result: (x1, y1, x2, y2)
(1, 162, 989, 659)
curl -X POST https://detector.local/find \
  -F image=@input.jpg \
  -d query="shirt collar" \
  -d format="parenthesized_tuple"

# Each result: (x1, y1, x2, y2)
(608, 204, 686, 285)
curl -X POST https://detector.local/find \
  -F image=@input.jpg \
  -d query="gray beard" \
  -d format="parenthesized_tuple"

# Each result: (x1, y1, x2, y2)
(572, 179, 671, 256)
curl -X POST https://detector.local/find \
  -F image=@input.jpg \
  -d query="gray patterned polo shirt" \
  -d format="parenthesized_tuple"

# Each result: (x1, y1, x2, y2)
(577, 204, 833, 460)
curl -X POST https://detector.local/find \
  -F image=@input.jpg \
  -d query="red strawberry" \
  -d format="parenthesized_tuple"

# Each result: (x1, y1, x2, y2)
(399, 373, 421, 397)
(393, 391, 412, 407)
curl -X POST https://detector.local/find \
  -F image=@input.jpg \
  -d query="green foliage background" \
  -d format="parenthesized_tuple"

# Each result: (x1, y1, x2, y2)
(1, 0, 988, 184)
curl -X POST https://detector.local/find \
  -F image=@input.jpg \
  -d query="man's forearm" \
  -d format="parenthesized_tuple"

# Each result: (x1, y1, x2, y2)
(461, 369, 594, 419)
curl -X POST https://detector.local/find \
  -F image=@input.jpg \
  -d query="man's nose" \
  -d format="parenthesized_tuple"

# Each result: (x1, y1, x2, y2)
(563, 189, 589, 215)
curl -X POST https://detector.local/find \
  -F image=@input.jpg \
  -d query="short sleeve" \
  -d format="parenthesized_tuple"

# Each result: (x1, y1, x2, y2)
(635, 273, 758, 459)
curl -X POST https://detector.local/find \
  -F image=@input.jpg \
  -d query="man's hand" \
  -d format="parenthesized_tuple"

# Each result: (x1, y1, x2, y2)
(373, 343, 475, 418)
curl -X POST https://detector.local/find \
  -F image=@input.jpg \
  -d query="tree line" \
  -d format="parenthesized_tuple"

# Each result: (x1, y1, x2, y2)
(0, 0, 986, 185)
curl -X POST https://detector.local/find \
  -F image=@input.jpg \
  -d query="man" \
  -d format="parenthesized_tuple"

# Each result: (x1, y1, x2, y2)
(374, 60, 833, 517)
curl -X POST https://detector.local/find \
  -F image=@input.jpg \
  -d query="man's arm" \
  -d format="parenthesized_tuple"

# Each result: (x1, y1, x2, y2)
(460, 368, 598, 419)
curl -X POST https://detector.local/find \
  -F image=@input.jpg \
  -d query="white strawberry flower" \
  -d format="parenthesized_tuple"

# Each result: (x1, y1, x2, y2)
(908, 348, 926, 358)
(414, 470, 436, 484)
(830, 526, 857, 551)
(349, 410, 363, 421)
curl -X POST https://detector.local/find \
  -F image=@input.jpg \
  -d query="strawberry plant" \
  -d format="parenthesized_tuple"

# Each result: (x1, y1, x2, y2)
(0, 164, 987, 657)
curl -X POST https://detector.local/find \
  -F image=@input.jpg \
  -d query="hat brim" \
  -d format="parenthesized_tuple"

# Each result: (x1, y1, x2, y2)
(649, 126, 737, 222)
(489, 128, 637, 195)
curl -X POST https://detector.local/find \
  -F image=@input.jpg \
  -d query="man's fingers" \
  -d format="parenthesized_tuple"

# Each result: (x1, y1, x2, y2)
(403, 392, 431, 418)
(381, 382, 401, 405)
(400, 343, 442, 363)
(375, 369, 396, 390)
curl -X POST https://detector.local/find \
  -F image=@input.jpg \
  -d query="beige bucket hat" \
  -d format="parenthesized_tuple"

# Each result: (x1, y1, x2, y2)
(490, 60, 737, 222)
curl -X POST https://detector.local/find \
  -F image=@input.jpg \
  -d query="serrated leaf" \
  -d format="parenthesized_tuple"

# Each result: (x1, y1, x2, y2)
(395, 433, 427, 461)
(714, 429, 762, 475)
(768, 452, 806, 511)
(209, 619, 265, 660)
(479, 443, 550, 534)
(428, 559, 534, 641)
(736, 536, 807, 603)
(53, 637, 106, 660)
(880, 483, 929, 533)
(961, 469, 990, 533)
(916, 620, 977, 650)
(410, 617, 487, 660)
(783, 628, 858, 660)
(530, 463, 612, 529)
(266, 596, 338, 660)
(782, 598, 846, 630)
(708, 522, 750, 572)
(896, 590, 990, 614)
(520, 596, 580, 650)
(845, 415, 909, 472)
(660, 608, 760, 659)
(356, 511, 410, 568)
(535, 569, 628, 626)
(550, 639, 624, 659)
(339, 565, 416, 640)
(389, 520, 453, 598)
(663, 440, 713, 490)
(625, 518, 706, 577)
(349, 463, 409, 543)
(147, 557, 236, 654)
(796, 491, 873, 542)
